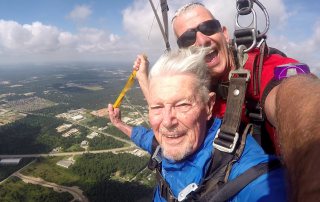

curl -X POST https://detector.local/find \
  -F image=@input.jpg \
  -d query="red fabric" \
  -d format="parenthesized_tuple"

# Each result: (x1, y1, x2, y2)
(213, 50, 298, 154)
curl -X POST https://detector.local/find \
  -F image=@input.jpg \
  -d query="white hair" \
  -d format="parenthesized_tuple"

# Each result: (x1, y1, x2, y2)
(149, 47, 212, 101)
(172, 2, 206, 23)
(171, 2, 215, 39)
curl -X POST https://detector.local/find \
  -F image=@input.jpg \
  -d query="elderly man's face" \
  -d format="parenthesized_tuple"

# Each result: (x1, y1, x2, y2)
(173, 6, 231, 80)
(148, 74, 213, 161)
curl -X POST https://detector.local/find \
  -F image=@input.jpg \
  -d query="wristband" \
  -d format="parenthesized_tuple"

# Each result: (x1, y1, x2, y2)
(274, 63, 310, 80)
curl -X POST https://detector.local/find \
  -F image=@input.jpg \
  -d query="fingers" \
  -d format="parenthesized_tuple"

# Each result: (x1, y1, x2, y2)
(108, 104, 120, 124)
(133, 57, 141, 71)
(108, 104, 114, 120)
(133, 54, 149, 71)
(108, 103, 113, 113)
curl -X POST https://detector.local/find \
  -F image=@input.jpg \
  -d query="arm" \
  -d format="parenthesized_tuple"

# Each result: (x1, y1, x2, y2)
(133, 54, 150, 103)
(108, 104, 133, 137)
(264, 74, 318, 127)
(108, 104, 155, 153)
(274, 75, 320, 201)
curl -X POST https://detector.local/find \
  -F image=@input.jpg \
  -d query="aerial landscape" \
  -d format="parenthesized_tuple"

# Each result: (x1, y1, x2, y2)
(0, 0, 319, 201)
(0, 63, 154, 202)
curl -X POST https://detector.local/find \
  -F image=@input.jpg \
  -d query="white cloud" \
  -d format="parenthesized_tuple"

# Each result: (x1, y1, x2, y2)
(268, 21, 320, 75)
(67, 5, 92, 22)
(0, 20, 121, 63)
(0, 0, 318, 76)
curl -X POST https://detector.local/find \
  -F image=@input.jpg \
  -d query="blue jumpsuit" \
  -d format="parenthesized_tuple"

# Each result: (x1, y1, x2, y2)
(131, 118, 287, 202)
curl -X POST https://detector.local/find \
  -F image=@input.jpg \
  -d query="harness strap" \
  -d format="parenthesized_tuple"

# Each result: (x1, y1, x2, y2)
(208, 159, 282, 202)
(220, 78, 247, 134)
(148, 144, 179, 201)
(213, 76, 248, 153)
(193, 124, 252, 202)
(257, 40, 266, 96)
(156, 168, 177, 202)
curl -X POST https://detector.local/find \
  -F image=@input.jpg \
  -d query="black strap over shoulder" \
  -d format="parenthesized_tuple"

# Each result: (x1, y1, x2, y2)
(208, 159, 282, 202)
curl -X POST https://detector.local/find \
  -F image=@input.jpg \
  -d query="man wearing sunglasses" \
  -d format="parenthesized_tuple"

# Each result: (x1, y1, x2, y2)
(131, 2, 319, 200)
(134, 2, 316, 153)
(171, 2, 316, 153)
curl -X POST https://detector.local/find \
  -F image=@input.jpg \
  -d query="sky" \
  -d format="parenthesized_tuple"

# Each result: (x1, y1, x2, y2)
(0, 0, 319, 75)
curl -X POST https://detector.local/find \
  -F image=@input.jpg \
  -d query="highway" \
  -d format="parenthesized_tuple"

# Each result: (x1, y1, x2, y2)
(0, 146, 135, 158)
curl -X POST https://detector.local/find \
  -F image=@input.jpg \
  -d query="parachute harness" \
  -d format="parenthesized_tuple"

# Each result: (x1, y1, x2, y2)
(214, 0, 270, 153)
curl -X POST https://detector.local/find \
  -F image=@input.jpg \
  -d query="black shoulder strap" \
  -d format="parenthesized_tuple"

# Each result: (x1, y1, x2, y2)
(208, 159, 282, 202)
(194, 124, 251, 202)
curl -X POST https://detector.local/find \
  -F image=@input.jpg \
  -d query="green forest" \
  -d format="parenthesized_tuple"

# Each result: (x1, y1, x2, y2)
(73, 153, 154, 201)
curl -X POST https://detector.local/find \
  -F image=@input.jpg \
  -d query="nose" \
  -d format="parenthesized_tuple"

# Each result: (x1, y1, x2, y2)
(162, 106, 178, 129)
(195, 31, 211, 47)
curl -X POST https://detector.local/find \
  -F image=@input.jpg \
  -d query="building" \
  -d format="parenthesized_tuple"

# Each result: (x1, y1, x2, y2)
(86, 132, 99, 139)
(122, 117, 131, 123)
(62, 128, 79, 137)
(0, 158, 22, 165)
(81, 140, 89, 148)
(71, 114, 84, 121)
(91, 108, 108, 117)
(130, 149, 147, 157)
(56, 123, 72, 133)
(56, 159, 75, 169)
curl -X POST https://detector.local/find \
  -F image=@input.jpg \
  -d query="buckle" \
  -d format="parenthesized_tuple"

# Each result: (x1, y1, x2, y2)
(178, 183, 198, 201)
(228, 69, 250, 81)
(213, 129, 239, 153)
(148, 145, 162, 170)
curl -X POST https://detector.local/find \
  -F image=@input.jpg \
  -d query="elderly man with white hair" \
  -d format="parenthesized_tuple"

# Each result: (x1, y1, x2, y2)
(108, 47, 286, 202)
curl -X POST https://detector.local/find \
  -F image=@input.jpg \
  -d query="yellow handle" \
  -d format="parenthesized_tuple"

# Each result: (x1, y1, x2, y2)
(113, 70, 137, 108)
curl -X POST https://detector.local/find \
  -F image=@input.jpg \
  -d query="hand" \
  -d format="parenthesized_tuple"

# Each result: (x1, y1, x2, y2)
(107, 103, 133, 137)
(133, 54, 149, 82)
(108, 104, 122, 127)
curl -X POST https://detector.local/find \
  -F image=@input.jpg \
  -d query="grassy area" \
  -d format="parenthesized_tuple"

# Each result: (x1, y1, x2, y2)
(105, 125, 131, 140)
(21, 157, 80, 186)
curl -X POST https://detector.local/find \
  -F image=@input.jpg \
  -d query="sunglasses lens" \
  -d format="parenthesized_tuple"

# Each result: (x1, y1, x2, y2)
(177, 30, 196, 48)
(199, 20, 221, 36)
(177, 20, 221, 48)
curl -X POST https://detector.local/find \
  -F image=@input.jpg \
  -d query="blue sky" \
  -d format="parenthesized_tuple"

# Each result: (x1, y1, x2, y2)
(0, 0, 319, 75)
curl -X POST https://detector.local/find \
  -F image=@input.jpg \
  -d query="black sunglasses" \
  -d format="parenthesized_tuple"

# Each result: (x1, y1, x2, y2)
(177, 19, 222, 48)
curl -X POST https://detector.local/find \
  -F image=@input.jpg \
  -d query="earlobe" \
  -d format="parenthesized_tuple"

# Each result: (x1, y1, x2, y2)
(206, 92, 216, 120)
(222, 26, 230, 42)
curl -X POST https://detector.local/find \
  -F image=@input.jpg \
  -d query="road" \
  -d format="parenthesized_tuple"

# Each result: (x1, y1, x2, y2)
(13, 172, 89, 202)
(0, 146, 136, 158)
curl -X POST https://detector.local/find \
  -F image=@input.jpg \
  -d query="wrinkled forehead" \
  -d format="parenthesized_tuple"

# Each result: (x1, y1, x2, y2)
(173, 6, 214, 37)
(149, 74, 199, 96)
